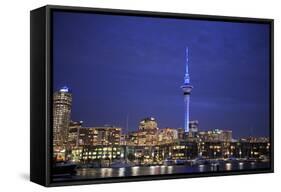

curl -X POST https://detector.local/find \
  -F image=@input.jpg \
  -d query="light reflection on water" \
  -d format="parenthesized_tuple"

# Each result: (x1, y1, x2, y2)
(160, 165, 166, 174)
(53, 161, 270, 181)
(239, 162, 244, 170)
(118, 167, 125, 177)
(167, 166, 173, 174)
(251, 162, 256, 168)
(100, 168, 112, 177)
(149, 166, 156, 175)
(198, 165, 205, 172)
(225, 163, 232, 171)
(132, 166, 139, 176)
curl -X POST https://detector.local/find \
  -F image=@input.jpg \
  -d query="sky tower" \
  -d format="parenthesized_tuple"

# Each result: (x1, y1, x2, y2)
(181, 47, 193, 133)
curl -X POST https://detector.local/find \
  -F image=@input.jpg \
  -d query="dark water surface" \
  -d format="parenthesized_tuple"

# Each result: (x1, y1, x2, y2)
(53, 161, 270, 182)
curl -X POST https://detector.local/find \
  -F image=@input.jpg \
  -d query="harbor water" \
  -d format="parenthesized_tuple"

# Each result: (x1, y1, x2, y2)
(52, 161, 270, 182)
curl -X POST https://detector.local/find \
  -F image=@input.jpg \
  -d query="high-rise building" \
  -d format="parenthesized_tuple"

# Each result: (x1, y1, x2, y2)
(53, 86, 72, 147)
(68, 120, 83, 147)
(181, 48, 193, 133)
(139, 117, 158, 131)
(134, 117, 159, 146)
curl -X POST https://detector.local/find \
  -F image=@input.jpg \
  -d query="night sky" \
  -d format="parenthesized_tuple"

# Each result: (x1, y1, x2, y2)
(53, 11, 270, 138)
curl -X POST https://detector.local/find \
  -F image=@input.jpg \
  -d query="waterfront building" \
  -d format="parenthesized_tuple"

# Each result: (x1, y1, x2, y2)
(127, 129, 158, 146)
(198, 129, 232, 142)
(171, 141, 198, 160)
(86, 126, 122, 146)
(199, 141, 224, 158)
(69, 147, 83, 163)
(158, 128, 178, 144)
(69, 126, 122, 147)
(126, 117, 159, 146)
(238, 137, 270, 159)
(240, 137, 269, 143)
(124, 145, 171, 165)
(197, 137, 270, 159)
(80, 145, 124, 166)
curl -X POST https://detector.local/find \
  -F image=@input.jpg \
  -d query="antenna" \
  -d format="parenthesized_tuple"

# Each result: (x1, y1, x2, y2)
(184, 47, 190, 84)
(186, 47, 189, 74)
(126, 114, 129, 133)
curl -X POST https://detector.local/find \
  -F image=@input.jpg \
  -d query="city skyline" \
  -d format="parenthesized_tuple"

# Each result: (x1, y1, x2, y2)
(53, 11, 270, 138)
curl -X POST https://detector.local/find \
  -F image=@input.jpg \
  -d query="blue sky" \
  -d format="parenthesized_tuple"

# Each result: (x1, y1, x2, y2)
(53, 11, 270, 138)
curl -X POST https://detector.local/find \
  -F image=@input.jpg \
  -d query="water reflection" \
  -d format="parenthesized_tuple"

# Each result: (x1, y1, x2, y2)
(238, 162, 244, 170)
(149, 166, 157, 175)
(132, 166, 140, 176)
(250, 162, 256, 168)
(198, 165, 205, 172)
(167, 166, 173, 174)
(118, 167, 125, 177)
(160, 165, 166, 174)
(225, 163, 232, 171)
(210, 164, 219, 171)
(101, 168, 112, 177)
(53, 161, 269, 182)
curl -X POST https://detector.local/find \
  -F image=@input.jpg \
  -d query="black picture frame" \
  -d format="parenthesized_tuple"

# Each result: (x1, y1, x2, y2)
(30, 5, 274, 187)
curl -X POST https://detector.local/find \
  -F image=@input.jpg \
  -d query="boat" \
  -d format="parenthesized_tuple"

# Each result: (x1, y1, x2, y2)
(53, 161, 77, 175)
(259, 155, 270, 162)
(111, 160, 133, 168)
(174, 159, 186, 165)
(193, 157, 209, 165)
(225, 157, 238, 163)
(164, 159, 174, 166)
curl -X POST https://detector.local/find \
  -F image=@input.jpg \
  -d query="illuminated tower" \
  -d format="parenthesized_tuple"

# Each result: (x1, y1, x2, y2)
(53, 86, 72, 147)
(181, 48, 193, 133)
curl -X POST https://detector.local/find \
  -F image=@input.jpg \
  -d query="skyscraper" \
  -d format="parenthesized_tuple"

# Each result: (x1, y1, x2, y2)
(53, 86, 72, 147)
(181, 48, 193, 133)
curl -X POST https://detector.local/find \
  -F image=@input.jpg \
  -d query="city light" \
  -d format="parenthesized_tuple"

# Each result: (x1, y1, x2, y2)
(60, 86, 70, 92)
(52, 49, 270, 178)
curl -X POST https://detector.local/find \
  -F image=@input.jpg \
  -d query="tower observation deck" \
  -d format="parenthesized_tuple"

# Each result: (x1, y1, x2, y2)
(181, 48, 193, 133)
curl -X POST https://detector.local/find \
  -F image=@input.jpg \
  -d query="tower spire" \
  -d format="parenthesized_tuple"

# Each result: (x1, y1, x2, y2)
(186, 47, 189, 74)
(184, 47, 190, 84)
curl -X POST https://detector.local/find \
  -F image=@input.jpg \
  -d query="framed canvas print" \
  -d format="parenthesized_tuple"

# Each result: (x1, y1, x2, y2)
(30, 5, 274, 187)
